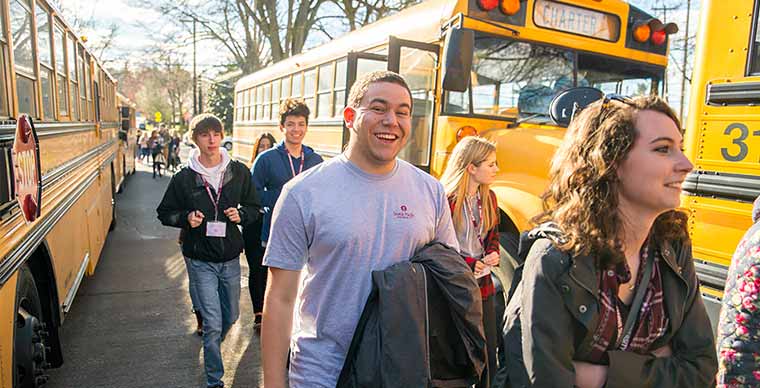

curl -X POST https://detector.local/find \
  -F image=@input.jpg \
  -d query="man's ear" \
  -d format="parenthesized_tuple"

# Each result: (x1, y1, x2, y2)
(343, 106, 356, 129)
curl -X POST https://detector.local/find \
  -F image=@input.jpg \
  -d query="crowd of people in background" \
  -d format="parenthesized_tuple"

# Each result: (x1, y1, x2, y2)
(137, 125, 183, 178)
(151, 70, 760, 388)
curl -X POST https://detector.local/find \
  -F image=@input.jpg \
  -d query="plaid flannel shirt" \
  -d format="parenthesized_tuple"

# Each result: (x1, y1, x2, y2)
(448, 190, 500, 299)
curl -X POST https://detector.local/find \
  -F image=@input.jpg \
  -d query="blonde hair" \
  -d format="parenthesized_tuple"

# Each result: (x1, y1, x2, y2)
(440, 136, 498, 233)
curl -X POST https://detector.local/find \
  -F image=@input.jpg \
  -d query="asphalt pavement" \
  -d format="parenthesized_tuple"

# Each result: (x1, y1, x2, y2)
(45, 154, 263, 388)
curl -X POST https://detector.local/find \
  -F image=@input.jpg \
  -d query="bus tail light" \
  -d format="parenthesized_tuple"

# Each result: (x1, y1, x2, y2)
(651, 22, 678, 46)
(456, 126, 478, 142)
(477, 0, 499, 11)
(633, 23, 651, 43)
(500, 0, 520, 15)
(651, 29, 666, 45)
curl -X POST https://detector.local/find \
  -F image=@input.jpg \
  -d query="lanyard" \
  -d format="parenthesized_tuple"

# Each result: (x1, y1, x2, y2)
(464, 191, 484, 251)
(287, 149, 305, 178)
(201, 169, 226, 221)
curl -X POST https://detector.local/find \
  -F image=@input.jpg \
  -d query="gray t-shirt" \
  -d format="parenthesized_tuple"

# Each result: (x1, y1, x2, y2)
(263, 154, 459, 388)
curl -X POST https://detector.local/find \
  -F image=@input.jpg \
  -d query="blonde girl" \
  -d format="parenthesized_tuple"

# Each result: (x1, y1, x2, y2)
(440, 135, 501, 387)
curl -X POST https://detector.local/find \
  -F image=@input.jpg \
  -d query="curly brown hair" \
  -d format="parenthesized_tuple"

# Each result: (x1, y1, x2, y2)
(279, 98, 310, 126)
(533, 94, 689, 264)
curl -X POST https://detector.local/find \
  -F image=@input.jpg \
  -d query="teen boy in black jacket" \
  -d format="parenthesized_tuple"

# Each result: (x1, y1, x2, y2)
(157, 114, 260, 388)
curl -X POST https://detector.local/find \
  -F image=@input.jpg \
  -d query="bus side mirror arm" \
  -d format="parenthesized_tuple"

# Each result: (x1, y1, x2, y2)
(441, 28, 474, 92)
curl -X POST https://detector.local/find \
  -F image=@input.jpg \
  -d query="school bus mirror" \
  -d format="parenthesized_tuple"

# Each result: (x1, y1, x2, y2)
(441, 27, 474, 92)
(548, 87, 604, 127)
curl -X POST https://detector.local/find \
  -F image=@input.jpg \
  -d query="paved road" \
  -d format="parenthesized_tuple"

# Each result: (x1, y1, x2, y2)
(46, 157, 263, 388)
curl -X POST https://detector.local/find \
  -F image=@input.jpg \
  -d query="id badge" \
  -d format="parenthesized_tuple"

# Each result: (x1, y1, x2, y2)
(206, 221, 226, 237)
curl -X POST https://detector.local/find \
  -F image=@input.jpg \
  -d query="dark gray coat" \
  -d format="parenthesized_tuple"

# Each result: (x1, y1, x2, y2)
(501, 227, 717, 388)
(337, 242, 486, 388)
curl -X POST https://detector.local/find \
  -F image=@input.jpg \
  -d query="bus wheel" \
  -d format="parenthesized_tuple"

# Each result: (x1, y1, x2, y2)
(13, 266, 50, 388)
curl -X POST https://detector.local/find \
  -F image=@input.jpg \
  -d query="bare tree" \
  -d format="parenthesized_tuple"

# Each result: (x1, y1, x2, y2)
(326, 0, 420, 33)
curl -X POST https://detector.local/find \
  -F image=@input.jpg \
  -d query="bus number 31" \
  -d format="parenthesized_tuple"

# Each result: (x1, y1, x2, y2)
(721, 122, 760, 162)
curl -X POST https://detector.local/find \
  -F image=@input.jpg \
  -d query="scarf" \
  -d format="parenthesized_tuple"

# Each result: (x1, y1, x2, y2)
(587, 244, 669, 363)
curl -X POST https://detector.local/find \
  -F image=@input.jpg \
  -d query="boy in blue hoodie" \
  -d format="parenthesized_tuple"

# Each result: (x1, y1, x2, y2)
(249, 99, 323, 323)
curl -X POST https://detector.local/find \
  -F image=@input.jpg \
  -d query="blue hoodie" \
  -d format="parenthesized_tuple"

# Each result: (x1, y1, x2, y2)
(250, 140, 323, 243)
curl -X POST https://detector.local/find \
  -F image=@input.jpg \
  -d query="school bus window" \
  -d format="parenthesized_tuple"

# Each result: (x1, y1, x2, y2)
(262, 82, 271, 120)
(749, 9, 760, 74)
(255, 85, 263, 119)
(250, 87, 257, 120)
(304, 68, 316, 115)
(271, 78, 280, 120)
(292, 72, 303, 98)
(11, 0, 37, 116)
(236, 91, 243, 121)
(85, 54, 91, 119)
(577, 53, 662, 96)
(53, 24, 67, 116)
(68, 35, 79, 120)
(36, 4, 54, 120)
(317, 62, 333, 118)
(357, 59, 386, 80)
(281, 75, 291, 100)
(334, 59, 347, 116)
(444, 33, 574, 119)
(398, 46, 436, 166)
(78, 45, 87, 120)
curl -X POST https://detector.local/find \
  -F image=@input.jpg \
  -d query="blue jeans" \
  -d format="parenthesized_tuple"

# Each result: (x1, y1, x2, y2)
(183, 257, 201, 312)
(187, 258, 241, 388)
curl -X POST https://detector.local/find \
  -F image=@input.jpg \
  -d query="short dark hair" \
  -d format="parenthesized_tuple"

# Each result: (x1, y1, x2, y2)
(346, 70, 412, 108)
(279, 98, 310, 126)
(190, 113, 223, 141)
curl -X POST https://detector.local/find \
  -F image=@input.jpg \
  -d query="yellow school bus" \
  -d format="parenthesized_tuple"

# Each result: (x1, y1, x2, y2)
(0, 0, 121, 386)
(232, 0, 673, 284)
(117, 92, 137, 188)
(681, 0, 760, 329)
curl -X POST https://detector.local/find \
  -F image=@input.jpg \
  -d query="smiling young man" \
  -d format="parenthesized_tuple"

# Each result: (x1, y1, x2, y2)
(157, 114, 260, 388)
(260, 71, 459, 388)
(251, 99, 323, 247)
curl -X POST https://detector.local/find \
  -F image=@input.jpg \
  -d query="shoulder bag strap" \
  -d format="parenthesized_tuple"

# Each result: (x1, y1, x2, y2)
(619, 251, 655, 349)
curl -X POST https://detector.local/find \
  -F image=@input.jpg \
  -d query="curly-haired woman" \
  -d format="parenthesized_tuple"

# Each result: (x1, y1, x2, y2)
(501, 95, 717, 388)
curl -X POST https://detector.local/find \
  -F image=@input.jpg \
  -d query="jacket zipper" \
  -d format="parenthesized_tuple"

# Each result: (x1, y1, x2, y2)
(418, 263, 432, 384)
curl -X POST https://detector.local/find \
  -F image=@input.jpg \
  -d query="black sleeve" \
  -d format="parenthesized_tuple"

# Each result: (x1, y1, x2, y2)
(237, 163, 261, 226)
(156, 172, 191, 228)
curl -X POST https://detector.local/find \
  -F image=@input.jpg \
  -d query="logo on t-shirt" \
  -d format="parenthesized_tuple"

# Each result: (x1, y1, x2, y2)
(394, 204, 415, 219)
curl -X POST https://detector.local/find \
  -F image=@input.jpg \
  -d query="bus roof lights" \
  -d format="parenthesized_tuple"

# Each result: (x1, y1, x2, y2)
(633, 23, 651, 43)
(477, 0, 499, 11)
(500, 0, 520, 15)
(651, 29, 666, 46)
(456, 126, 478, 142)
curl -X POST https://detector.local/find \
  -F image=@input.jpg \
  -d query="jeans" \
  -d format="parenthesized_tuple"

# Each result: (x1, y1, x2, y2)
(183, 257, 201, 312)
(187, 258, 241, 388)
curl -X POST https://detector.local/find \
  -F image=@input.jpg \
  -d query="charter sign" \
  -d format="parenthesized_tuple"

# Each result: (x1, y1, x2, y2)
(12, 114, 41, 223)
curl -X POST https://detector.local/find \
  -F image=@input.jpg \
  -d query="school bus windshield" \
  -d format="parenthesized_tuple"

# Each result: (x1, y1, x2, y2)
(443, 31, 664, 121)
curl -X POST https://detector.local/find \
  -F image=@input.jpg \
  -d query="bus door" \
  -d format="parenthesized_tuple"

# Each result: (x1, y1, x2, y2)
(388, 37, 438, 172)
(344, 52, 388, 147)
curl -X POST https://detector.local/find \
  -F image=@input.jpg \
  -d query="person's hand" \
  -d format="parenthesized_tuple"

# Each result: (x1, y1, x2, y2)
(188, 210, 204, 228)
(573, 361, 607, 388)
(483, 251, 500, 266)
(474, 260, 487, 275)
(224, 207, 241, 223)
(651, 344, 672, 358)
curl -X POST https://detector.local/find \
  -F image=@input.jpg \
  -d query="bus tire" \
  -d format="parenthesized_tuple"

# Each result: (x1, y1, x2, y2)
(13, 265, 50, 388)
